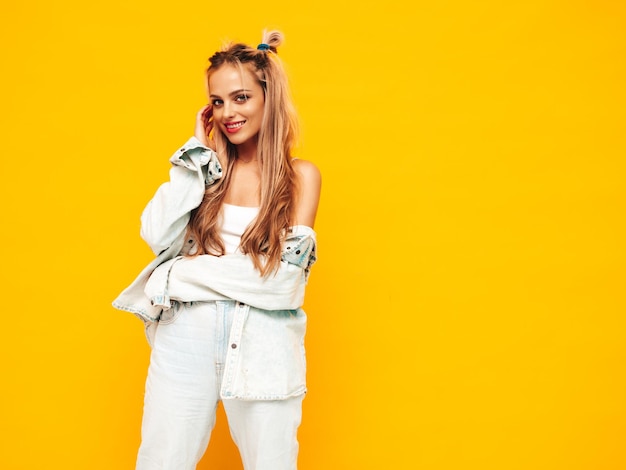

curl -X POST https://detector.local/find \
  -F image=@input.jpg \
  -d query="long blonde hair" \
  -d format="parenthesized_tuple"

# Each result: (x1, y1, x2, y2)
(188, 30, 299, 276)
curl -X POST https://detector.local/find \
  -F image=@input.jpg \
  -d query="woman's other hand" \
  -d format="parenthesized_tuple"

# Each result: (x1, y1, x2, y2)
(195, 104, 215, 150)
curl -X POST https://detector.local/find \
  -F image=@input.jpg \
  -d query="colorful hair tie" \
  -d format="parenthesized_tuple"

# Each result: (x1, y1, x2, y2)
(257, 43, 270, 51)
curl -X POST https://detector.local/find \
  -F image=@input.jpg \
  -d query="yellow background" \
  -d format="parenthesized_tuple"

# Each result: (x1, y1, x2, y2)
(1, 1, 625, 469)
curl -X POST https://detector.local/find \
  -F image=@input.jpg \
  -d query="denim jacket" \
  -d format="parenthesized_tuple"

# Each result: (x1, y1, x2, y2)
(112, 137, 317, 400)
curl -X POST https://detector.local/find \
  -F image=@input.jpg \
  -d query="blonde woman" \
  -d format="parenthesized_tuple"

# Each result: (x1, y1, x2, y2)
(113, 30, 321, 470)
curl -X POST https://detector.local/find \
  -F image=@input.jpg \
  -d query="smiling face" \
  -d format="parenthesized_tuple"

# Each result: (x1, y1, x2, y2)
(209, 63, 265, 150)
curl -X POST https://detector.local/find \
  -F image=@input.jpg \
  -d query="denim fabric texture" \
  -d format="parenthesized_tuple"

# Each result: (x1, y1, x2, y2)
(112, 137, 316, 400)
(136, 300, 304, 469)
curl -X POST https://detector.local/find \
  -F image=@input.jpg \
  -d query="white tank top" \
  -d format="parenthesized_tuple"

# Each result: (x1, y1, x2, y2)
(220, 203, 260, 254)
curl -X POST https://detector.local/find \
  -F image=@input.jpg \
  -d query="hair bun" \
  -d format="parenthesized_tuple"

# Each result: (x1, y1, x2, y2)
(261, 30, 284, 53)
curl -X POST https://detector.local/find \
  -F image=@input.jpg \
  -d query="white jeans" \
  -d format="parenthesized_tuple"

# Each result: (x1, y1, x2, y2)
(136, 301, 303, 470)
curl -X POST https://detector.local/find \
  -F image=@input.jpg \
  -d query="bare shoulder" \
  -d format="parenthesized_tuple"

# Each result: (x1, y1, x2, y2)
(293, 158, 322, 187)
(292, 159, 321, 228)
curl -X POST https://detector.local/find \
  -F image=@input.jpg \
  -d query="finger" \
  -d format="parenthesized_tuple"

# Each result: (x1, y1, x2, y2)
(204, 107, 214, 133)
(197, 104, 209, 118)
(202, 104, 212, 120)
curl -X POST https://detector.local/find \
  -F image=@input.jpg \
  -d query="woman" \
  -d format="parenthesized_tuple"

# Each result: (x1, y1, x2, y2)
(113, 29, 321, 470)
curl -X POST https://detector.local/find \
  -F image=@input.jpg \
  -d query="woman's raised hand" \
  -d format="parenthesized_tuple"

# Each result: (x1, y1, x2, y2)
(195, 104, 216, 150)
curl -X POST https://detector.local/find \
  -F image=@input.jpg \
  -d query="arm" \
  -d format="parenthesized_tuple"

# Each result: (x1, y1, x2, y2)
(167, 254, 308, 310)
(145, 227, 317, 311)
(141, 106, 222, 255)
(292, 159, 322, 228)
(140, 139, 221, 254)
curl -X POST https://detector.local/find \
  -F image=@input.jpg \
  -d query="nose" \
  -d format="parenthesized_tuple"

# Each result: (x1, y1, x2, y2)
(223, 100, 235, 119)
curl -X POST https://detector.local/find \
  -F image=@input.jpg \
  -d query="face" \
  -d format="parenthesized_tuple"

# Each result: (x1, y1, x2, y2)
(208, 64, 265, 148)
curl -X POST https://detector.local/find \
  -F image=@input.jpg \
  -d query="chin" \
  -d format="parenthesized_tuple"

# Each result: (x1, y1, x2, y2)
(228, 135, 253, 146)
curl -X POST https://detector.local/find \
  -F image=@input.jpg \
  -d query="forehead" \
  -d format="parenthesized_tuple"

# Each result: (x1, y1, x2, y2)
(208, 64, 261, 95)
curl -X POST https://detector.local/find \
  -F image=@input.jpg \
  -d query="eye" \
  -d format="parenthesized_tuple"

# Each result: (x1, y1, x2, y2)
(235, 94, 249, 103)
(211, 99, 223, 107)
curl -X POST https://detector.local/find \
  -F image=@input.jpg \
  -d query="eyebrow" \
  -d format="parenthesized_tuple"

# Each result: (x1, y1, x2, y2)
(209, 89, 253, 99)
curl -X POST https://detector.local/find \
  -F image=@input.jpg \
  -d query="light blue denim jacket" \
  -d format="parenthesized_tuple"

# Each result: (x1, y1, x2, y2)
(112, 137, 317, 400)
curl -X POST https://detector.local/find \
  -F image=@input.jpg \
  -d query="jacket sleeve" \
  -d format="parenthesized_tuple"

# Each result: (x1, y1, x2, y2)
(145, 226, 317, 310)
(140, 137, 222, 255)
(164, 255, 307, 310)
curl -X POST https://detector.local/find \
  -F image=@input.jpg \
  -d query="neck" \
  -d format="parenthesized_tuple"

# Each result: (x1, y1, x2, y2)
(236, 140, 258, 164)
(237, 154, 257, 164)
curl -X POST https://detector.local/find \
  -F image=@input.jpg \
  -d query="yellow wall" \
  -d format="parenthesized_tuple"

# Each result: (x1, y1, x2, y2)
(1, 1, 625, 469)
